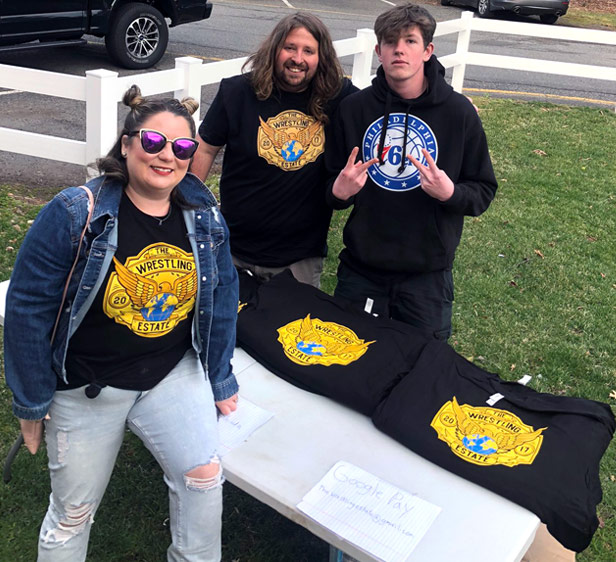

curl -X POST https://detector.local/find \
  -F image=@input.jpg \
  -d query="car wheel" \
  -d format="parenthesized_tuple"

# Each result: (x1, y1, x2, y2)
(477, 0, 492, 17)
(105, 3, 169, 69)
(441, 0, 452, 5)
(539, 14, 559, 24)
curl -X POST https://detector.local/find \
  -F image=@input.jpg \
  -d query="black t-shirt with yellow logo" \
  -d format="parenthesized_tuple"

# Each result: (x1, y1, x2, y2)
(237, 269, 428, 416)
(62, 193, 195, 391)
(199, 74, 357, 267)
(373, 340, 615, 552)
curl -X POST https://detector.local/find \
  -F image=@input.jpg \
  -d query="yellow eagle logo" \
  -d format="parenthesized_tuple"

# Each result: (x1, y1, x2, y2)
(113, 256, 197, 312)
(103, 243, 197, 338)
(257, 110, 325, 171)
(277, 314, 374, 366)
(431, 396, 546, 467)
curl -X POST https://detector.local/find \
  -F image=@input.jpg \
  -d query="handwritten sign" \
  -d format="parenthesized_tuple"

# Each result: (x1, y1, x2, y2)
(298, 461, 441, 561)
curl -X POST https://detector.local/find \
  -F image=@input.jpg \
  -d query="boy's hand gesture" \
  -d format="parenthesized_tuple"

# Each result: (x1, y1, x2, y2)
(408, 149, 454, 202)
(332, 147, 379, 201)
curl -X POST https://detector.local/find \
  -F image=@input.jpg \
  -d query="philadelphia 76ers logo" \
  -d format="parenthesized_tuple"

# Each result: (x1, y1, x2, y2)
(362, 113, 438, 192)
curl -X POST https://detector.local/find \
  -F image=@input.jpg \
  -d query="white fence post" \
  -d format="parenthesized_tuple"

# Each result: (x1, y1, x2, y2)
(174, 56, 205, 123)
(86, 69, 119, 178)
(451, 11, 474, 93)
(351, 28, 376, 89)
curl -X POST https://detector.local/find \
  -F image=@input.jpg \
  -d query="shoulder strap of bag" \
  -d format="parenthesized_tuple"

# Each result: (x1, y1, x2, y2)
(49, 185, 95, 344)
(3, 186, 95, 482)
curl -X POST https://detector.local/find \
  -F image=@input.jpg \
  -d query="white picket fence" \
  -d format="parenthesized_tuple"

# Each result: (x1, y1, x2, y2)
(0, 11, 615, 169)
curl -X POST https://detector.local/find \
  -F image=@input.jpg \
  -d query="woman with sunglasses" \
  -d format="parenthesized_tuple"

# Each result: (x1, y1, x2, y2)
(4, 85, 238, 561)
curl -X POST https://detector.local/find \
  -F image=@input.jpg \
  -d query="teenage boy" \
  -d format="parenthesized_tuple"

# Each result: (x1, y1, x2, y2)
(326, 3, 497, 340)
(191, 12, 356, 287)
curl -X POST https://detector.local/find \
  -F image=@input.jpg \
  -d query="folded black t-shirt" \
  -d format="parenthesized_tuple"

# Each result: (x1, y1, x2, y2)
(372, 341, 615, 552)
(237, 269, 428, 416)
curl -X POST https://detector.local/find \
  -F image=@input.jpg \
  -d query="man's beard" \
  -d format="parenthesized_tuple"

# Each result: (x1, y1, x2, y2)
(276, 63, 312, 92)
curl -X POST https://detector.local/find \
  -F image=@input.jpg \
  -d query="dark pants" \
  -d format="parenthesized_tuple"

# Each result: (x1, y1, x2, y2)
(334, 262, 454, 341)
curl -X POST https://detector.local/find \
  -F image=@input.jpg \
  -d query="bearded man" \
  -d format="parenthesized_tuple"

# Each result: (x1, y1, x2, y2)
(192, 12, 356, 287)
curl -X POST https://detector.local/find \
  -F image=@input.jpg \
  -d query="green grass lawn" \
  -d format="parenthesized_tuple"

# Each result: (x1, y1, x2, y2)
(562, 6, 616, 31)
(1, 98, 615, 560)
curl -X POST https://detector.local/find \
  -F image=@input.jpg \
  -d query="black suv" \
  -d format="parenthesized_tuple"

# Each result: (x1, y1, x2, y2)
(0, 0, 213, 69)
(443, 0, 568, 24)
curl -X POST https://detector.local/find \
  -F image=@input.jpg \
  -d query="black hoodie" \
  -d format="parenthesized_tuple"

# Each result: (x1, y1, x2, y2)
(326, 56, 497, 276)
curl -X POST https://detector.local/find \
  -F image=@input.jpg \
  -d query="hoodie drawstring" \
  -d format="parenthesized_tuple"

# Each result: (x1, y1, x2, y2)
(377, 92, 413, 175)
(378, 91, 393, 166)
(398, 105, 412, 174)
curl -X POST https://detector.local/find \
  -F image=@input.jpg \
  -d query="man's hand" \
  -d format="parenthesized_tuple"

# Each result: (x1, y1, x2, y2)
(332, 147, 379, 201)
(408, 149, 454, 202)
(216, 394, 239, 416)
(19, 417, 48, 454)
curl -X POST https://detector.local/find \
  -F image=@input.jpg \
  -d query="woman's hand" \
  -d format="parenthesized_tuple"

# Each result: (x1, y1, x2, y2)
(19, 416, 48, 454)
(216, 394, 239, 416)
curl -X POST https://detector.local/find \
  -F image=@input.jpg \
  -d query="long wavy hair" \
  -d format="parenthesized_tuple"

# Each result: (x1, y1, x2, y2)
(97, 85, 199, 206)
(243, 12, 344, 124)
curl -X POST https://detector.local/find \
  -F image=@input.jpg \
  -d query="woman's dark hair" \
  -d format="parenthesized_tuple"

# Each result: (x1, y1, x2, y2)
(97, 85, 199, 191)
(243, 12, 343, 124)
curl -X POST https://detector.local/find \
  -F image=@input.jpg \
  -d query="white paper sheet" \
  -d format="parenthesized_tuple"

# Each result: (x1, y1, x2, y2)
(298, 461, 441, 562)
(217, 396, 274, 456)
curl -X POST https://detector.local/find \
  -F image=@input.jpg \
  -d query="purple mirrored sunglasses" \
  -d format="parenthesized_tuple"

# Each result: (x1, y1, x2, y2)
(129, 129, 199, 160)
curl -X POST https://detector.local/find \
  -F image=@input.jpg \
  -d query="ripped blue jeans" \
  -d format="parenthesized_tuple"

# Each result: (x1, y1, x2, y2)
(39, 350, 222, 562)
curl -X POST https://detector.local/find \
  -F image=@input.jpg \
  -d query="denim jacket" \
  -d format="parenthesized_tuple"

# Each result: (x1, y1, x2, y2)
(4, 173, 239, 420)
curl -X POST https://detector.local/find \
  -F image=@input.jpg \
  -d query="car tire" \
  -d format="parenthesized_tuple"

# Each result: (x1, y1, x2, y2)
(477, 0, 492, 17)
(105, 3, 168, 69)
(539, 14, 559, 24)
(441, 0, 452, 5)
